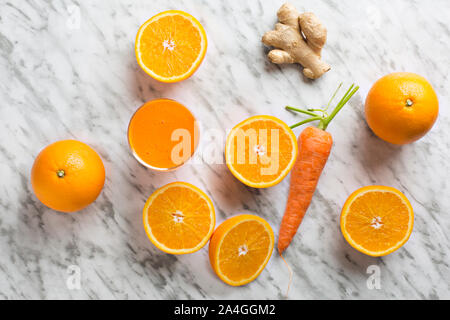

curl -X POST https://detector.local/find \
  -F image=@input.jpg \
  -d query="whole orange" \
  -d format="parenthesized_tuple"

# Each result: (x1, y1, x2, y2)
(365, 72, 439, 145)
(31, 140, 105, 213)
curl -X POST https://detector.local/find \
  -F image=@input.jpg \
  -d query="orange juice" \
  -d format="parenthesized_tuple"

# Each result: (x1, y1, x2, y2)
(128, 99, 199, 171)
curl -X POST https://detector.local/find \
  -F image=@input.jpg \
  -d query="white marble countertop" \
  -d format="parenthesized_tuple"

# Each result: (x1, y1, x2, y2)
(0, 0, 449, 300)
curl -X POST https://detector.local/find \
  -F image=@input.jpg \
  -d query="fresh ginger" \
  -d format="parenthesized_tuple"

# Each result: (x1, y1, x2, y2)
(262, 3, 330, 79)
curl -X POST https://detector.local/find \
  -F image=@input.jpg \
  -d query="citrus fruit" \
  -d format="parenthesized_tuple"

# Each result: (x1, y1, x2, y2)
(135, 10, 208, 83)
(209, 214, 274, 286)
(31, 140, 105, 213)
(143, 182, 215, 254)
(340, 186, 414, 257)
(365, 72, 439, 145)
(225, 115, 298, 188)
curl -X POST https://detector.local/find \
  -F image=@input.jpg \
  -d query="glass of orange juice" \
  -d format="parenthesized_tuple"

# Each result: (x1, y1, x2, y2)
(128, 99, 199, 171)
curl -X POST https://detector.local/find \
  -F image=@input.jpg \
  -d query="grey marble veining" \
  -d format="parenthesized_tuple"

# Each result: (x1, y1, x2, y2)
(0, 0, 449, 299)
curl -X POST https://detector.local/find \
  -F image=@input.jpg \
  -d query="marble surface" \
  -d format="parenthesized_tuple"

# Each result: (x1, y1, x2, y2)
(0, 0, 449, 300)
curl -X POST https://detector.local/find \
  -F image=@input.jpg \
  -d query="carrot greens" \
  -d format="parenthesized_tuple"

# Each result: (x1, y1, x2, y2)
(286, 83, 360, 131)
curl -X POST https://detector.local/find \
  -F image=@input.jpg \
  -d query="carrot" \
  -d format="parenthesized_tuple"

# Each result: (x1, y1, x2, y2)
(278, 83, 359, 254)
(278, 126, 333, 253)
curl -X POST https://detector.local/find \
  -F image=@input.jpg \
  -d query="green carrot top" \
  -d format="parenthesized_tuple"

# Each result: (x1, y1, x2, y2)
(286, 83, 359, 131)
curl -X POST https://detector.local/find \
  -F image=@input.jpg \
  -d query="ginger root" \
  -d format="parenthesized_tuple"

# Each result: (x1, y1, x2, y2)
(262, 3, 330, 79)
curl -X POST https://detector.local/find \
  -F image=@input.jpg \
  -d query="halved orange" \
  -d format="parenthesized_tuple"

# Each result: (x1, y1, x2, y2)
(143, 182, 215, 254)
(341, 186, 414, 257)
(135, 10, 208, 83)
(225, 115, 298, 188)
(209, 214, 274, 286)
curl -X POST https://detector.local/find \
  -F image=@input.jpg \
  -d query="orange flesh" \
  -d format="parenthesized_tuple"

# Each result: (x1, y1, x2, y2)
(146, 185, 212, 250)
(344, 191, 412, 253)
(218, 221, 272, 282)
(139, 15, 203, 78)
(229, 119, 295, 184)
(128, 99, 198, 170)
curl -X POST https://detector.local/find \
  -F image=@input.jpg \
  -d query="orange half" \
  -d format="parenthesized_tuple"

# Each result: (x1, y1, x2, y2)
(341, 186, 414, 257)
(225, 115, 298, 188)
(143, 182, 215, 254)
(209, 214, 274, 286)
(135, 10, 208, 83)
